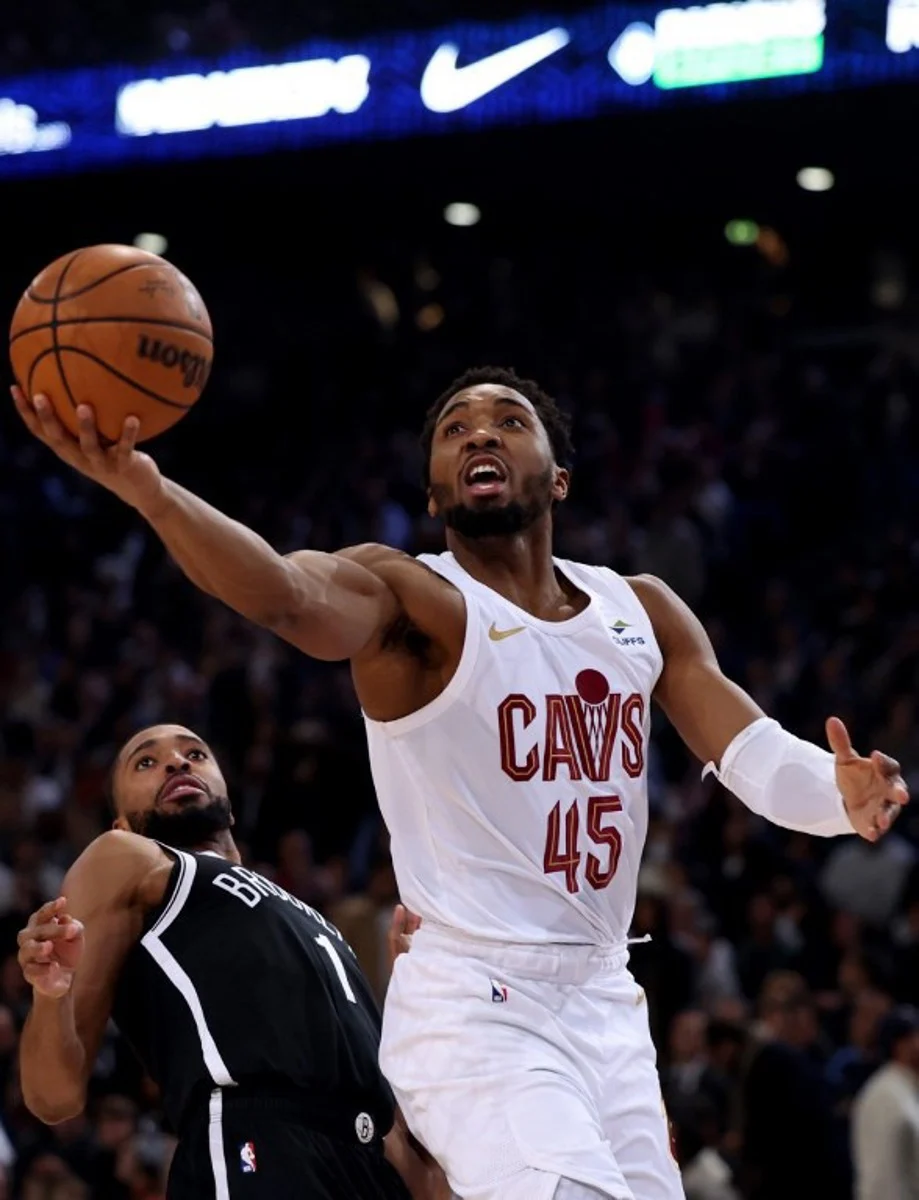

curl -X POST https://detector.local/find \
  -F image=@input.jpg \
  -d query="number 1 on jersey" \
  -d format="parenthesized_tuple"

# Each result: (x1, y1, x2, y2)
(544, 796, 623, 894)
(315, 934, 357, 1003)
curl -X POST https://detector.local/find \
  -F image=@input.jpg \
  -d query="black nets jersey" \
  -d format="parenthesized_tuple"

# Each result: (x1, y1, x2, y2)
(112, 848, 395, 1134)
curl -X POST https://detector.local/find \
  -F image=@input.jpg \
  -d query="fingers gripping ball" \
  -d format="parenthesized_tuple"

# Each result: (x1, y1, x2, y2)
(10, 244, 213, 444)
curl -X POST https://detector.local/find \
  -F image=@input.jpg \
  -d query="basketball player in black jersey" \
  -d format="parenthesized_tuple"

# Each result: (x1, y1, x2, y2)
(16, 723, 447, 1200)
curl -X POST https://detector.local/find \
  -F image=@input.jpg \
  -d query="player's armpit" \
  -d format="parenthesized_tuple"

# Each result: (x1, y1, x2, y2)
(628, 574, 765, 767)
(20, 832, 165, 1123)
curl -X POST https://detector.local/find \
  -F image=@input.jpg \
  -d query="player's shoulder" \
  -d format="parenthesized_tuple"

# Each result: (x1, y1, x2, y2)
(622, 572, 666, 605)
(80, 828, 166, 863)
(334, 542, 417, 573)
(68, 830, 169, 891)
(625, 572, 693, 614)
(624, 573, 711, 657)
(623, 574, 680, 640)
(335, 543, 455, 596)
(63, 835, 171, 907)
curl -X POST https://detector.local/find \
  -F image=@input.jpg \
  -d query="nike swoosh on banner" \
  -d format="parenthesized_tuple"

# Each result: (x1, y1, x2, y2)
(488, 623, 526, 642)
(420, 27, 571, 114)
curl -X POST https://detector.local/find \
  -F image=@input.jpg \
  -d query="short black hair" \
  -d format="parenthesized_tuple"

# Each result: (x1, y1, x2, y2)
(419, 366, 574, 487)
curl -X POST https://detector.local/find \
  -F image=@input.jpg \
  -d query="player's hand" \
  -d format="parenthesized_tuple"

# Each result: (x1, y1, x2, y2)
(11, 386, 166, 516)
(827, 716, 910, 841)
(388, 904, 422, 973)
(385, 1110, 452, 1200)
(17, 897, 85, 999)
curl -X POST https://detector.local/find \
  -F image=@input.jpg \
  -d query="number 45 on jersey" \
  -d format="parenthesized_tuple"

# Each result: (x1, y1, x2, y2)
(544, 796, 623, 894)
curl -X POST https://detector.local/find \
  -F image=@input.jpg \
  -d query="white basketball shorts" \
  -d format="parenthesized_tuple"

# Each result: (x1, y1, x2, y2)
(380, 924, 685, 1200)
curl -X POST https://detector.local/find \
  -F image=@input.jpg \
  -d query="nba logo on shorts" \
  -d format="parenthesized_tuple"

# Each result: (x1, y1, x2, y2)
(239, 1142, 257, 1173)
(490, 978, 508, 1003)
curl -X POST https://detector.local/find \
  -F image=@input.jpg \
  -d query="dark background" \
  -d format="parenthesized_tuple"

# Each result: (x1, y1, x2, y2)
(1, 5, 919, 1197)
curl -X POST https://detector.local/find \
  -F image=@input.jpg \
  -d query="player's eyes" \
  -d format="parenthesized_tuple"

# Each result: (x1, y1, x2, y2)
(443, 416, 522, 435)
(135, 756, 155, 771)
(188, 748, 206, 760)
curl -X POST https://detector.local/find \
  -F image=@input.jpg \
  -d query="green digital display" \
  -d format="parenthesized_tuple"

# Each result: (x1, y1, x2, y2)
(654, 32, 824, 87)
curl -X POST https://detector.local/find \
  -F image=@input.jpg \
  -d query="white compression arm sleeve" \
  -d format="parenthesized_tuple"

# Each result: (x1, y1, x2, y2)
(703, 717, 856, 837)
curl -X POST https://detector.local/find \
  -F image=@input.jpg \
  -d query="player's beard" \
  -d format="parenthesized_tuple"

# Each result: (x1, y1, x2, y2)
(129, 794, 233, 848)
(436, 467, 554, 539)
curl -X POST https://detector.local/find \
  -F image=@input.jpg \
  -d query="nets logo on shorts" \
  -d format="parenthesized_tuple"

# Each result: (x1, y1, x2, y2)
(490, 978, 509, 1003)
(239, 1142, 257, 1173)
(355, 1113, 375, 1144)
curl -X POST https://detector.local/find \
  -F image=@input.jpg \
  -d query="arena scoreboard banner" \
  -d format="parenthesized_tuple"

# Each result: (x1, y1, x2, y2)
(0, 0, 915, 177)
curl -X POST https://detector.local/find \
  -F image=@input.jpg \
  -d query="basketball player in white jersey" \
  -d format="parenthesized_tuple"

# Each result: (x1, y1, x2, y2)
(13, 370, 908, 1200)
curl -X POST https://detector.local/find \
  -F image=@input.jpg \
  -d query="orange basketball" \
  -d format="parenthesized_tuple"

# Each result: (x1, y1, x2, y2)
(9, 244, 213, 443)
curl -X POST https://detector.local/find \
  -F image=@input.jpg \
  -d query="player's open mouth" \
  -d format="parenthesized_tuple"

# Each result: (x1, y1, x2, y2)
(159, 776, 209, 803)
(462, 455, 508, 496)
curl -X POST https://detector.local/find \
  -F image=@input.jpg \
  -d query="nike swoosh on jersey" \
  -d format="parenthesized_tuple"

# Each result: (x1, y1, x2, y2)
(488, 622, 526, 641)
(420, 27, 571, 114)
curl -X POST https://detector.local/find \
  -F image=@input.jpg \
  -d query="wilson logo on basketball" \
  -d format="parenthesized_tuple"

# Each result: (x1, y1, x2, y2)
(136, 334, 211, 390)
(497, 670, 645, 784)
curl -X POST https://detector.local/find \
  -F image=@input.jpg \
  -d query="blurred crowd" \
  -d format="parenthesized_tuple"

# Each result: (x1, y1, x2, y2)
(2, 162, 919, 1197)
(0, 0, 567, 75)
(0, 0, 889, 74)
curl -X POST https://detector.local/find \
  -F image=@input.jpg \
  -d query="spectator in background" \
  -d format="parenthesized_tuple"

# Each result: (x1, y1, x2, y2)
(329, 839, 403, 1002)
(630, 892, 695, 1047)
(0, 1114, 11, 1193)
(662, 1009, 712, 1130)
(662, 1009, 742, 1196)
(894, 897, 919, 1006)
(113, 1128, 172, 1200)
(825, 987, 892, 1117)
(740, 971, 848, 1200)
(83, 1094, 138, 1199)
(273, 829, 330, 909)
(704, 1019, 747, 1155)
(821, 826, 916, 928)
(679, 1113, 739, 1200)
(19, 1153, 88, 1200)
(735, 893, 800, 1001)
(634, 475, 707, 608)
(683, 912, 743, 1012)
(851, 1005, 919, 1200)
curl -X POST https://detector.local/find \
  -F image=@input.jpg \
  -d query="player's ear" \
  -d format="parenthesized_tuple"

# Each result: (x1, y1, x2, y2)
(552, 467, 569, 503)
(112, 815, 130, 832)
(427, 489, 438, 519)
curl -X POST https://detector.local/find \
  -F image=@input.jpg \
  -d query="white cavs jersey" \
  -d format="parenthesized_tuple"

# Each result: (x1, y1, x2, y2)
(364, 552, 663, 945)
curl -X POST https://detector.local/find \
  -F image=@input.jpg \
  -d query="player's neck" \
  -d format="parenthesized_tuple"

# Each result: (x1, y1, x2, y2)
(446, 519, 576, 619)
(192, 831, 242, 863)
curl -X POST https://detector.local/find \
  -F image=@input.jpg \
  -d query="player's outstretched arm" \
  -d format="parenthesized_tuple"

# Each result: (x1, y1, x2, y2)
(18, 831, 167, 1123)
(12, 388, 400, 661)
(631, 574, 909, 842)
